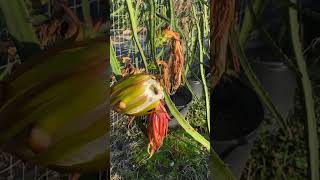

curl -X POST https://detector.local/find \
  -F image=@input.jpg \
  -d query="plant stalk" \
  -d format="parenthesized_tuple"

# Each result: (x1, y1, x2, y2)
(0, 0, 40, 59)
(192, 5, 210, 133)
(164, 92, 210, 150)
(289, 1, 319, 179)
(238, 0, 290, 136)
(125, 0, 149, 72)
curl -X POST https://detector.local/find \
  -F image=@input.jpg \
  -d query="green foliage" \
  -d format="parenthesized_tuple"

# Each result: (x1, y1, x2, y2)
(113, 99, 209, 179)
(243, 87, 320, 179)
(111, 0, 235, 178)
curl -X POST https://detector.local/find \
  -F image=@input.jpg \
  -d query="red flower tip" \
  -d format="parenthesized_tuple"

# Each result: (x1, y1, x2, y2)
(147, 103, 170, 157)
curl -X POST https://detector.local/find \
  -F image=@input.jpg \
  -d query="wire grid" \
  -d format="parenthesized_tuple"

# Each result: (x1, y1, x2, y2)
(110, 1, 166, 178)
(110, 0, 166, 134)
(0, 0, 107, 179)
(111, 0, 167, 66)
(111, 0, 210, 78)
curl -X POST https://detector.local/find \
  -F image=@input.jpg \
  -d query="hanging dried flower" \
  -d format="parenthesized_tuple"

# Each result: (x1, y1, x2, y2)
(162, 27, 185, 94)
(35, 2, 104, 49)
(210, 0, 239, 88)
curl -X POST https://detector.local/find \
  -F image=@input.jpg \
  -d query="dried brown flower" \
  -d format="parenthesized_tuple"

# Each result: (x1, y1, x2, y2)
(210, 0, 239, 88)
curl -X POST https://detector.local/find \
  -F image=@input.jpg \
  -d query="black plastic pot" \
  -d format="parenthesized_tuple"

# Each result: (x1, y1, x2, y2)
(168, 84, 193, 128)
(188, 78, 203, 98)
(245, 41, 297, 127)
(210, 76, 264, 179)
(249, 60, 296, 119)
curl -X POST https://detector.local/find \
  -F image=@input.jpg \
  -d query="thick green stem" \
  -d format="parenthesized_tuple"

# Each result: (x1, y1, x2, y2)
(238, 0, 290, 136)
(148, 0, 156, 62)
(192, 5, 210, 133)
(110, 41, 122, 78)
(235, 29, 289, 135)
(147, 0, 159, 71)
(202, 2, 209, 38)
(185, 27, 197, 76)
(289, 1, 319, 179)
(210, 149, 236, 180)
(0, 0, 40, 59)
(125, 0, 149, 72)
(164, 92, 210, 150)
(239, 0, 265, 46)
(167, 0, 176, 30)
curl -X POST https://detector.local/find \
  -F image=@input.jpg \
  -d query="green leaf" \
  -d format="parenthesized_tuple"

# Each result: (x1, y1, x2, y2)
(238, 0, 289, 136)
(289, 1, 319, 179)
(235, 29, 289, 136)
(0, 0, 40, 59)
(125, 0, 149, 72)
(192, 5, 210, 133)
(167, 0, 176, 30)
(209, 149, 236, 180)
(110, 41, 122, 79)
(239, 0, 266, 46)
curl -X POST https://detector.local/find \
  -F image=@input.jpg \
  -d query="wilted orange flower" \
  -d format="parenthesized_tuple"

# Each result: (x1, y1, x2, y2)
(159, 27, 185, 94)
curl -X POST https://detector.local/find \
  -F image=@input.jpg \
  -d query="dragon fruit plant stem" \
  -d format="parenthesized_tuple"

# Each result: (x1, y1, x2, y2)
(111, 73, 170, 157)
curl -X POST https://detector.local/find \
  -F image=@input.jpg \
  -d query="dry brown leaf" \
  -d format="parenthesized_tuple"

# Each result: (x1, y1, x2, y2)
(121, 57, 145, 77)
(61, 4, 82, 40)
(157, 60, 171, 94)
(7, 47, 17, 61)
(171, 40, 184, 92)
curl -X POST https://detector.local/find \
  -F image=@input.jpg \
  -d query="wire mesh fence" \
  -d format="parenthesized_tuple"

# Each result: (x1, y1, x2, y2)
(110, 1, 164, 178)
(111, 0, 170, 65)
(0, 0, 107, 179)
(110, 1, 166, 169)
(111, 0, 211, 76)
